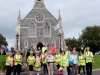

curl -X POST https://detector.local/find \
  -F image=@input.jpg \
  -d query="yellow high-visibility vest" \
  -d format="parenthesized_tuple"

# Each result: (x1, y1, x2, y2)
(6, 56, 13, 66)
(27, 56, 35, 65)
(55, 54, 61, 65)
(86, 51, 93, 63)
(79, 55, 86, 66)
(60, 55, 67, 67)
(15, 54, 22, 65)
(65, 51, 70, 58)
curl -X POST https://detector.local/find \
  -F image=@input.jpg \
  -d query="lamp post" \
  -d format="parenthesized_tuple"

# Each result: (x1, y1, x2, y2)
(0, 42, 1, 47)
(16, 33, 19, 50)
(58, 33, 62, 53)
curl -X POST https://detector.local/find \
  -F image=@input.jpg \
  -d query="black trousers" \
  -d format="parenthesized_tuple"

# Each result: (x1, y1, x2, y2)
(6, 66, 12, 75)
(56, 64, 60, 70)
(78, 66, 85, 74)
(13, 64, 21, 75)
(67, 66, 70, 75)
(86, 62, 92, 75)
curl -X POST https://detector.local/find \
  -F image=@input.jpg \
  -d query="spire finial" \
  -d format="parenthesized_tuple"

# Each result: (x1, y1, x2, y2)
(19, 10, 20, 16)
(58, 10, 62, 20)
(34, 0, 45, 8)
(17, 10, 21, 24)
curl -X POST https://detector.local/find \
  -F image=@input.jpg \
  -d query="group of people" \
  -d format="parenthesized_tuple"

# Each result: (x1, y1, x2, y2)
(5, 45, 94, 75)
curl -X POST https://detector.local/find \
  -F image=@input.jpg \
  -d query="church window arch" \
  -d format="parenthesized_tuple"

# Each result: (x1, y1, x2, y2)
(29, 23, 36, 36)
(43, 22, 51, 36)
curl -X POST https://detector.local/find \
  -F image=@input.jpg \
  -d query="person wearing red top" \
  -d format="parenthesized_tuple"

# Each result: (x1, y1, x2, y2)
(50, 44, 56, 55)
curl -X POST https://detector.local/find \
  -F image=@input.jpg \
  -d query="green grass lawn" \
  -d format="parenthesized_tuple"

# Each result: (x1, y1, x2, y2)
(0, 55, 6, 63)
(0, 55, 7, 71)
(93, 55, 100, 69)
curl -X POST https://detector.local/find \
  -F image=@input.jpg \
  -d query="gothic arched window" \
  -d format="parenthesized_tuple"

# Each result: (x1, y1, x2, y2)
(29, 23, 36, 36)
(43, 22, 50, 36)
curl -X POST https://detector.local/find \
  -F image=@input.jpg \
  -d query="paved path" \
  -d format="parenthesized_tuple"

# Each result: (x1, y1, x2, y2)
(0, 70, 100, 75)
(19, 70, 100, 75)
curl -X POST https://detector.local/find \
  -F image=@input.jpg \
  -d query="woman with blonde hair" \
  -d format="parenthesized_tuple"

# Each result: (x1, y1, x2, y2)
(6, 51, 13, 75)
(55, 49, 61, 70)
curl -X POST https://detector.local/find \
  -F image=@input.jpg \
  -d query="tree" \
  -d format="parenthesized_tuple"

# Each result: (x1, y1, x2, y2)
(65, 37, 81, 51)
(0, 34, 8, 47)
(79, 25, 100, 54)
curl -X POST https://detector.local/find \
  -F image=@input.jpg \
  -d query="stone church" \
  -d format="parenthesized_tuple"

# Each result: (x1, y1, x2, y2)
(16, 0, 66, 50)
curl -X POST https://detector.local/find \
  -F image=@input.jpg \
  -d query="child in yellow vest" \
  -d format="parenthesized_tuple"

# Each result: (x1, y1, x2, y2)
(78, 51, 86, 75)
(35, 51, 41, 75)
(27, 51, 35, 75)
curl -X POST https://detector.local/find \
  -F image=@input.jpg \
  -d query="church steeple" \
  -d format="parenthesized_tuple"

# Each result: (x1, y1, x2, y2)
(17, 10, 21, 25)
(58, 10, 62, 33)
(58, 10, 62, 20)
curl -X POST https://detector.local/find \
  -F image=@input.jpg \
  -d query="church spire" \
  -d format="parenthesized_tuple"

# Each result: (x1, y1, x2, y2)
(58, 10, 62, 20)
(17, 10, 21, 24)
(58, 10, 62, 34)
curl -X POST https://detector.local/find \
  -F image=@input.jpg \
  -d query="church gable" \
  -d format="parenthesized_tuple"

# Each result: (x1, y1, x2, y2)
(22, 1, 58, 25)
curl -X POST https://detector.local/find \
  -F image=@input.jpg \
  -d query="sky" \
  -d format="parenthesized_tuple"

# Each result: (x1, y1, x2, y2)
(0, 0, 100, 48)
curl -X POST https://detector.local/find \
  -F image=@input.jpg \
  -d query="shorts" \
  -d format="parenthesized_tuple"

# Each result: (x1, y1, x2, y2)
(36, 67, 41, 72)
(29, 65, 33, 71)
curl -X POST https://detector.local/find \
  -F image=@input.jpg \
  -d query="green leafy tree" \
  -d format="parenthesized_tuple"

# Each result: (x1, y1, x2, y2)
(0, 34, 8, 47)
(65, 37, 81, 51)
(79, 25, 100, 54)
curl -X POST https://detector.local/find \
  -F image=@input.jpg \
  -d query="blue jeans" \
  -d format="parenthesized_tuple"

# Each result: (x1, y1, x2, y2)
(13, 64, 21, 75)
(43, 63, 48, 74)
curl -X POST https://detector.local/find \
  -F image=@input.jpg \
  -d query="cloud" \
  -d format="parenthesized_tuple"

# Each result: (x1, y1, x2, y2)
(0, 0, 100, 48)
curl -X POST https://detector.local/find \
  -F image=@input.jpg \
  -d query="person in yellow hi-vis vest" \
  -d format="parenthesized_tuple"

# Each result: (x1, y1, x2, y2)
(59, 50, 68, 75)
(85, 47, 94, 75)
(13, 50, 22, 75)
(42, 50, 48, 75)
(6, 51, 13, 75)
(65, 46, 71, 75)
(78, 51, 86, 75)
(54, 49, 61, 70)
(27, 51, 35, 75)
(35, 51, 41, 75)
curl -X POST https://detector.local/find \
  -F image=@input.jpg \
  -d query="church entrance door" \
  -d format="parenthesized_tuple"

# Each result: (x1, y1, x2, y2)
(37, 42, 43, 50)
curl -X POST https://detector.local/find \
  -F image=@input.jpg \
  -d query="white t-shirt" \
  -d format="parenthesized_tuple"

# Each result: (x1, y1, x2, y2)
(46, 55, 54, 62)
